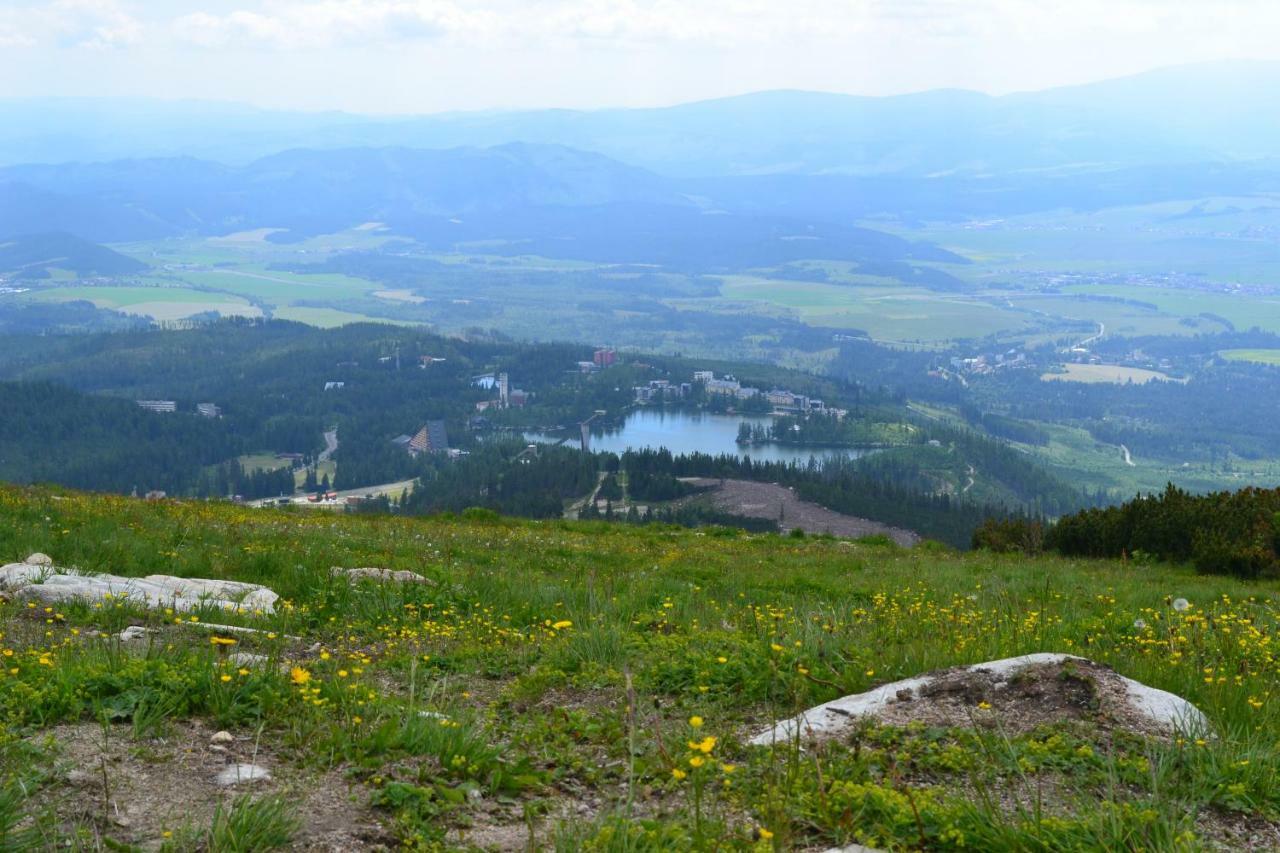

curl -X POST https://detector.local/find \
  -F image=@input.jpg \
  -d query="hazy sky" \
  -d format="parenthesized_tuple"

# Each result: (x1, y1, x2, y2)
(1, 0, 1278, 113)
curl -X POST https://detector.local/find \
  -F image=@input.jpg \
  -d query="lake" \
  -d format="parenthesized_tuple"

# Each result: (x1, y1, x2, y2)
(526, 408, 875, 465)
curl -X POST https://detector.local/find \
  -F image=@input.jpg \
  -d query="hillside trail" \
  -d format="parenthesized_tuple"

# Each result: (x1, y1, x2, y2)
(319, 429, 339, 463)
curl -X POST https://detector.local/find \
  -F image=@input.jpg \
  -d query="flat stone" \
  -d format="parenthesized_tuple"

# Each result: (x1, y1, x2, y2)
(185, 622, 300, 641)
(142, 575, 279, 612)
(229, 652, 269, 667)
(216, 763, 271, 786)
(2, 563, 278, 614)
(0, 562, 52, 588)
(331, 566, 435, 585)
(117, 626, 152, 642)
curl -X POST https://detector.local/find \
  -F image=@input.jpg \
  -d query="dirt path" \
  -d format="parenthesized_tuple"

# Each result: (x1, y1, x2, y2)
(1120, 444, 1135, 467)
(565, 472, 607, 520)
(318, 429, 339, 463)
(680, 478, 920, 546)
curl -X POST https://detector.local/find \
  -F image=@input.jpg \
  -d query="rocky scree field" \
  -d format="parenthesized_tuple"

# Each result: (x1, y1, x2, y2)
(1, 485, 1280, 850)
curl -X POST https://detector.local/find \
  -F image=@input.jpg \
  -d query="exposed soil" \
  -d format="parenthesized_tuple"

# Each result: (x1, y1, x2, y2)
(823, 658, 1189, 739)
(679, 478, 920, 546)
(28, 720, 392, 851)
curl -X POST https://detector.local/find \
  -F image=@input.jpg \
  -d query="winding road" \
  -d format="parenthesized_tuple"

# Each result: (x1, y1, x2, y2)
(1078, 322, 1106, 348)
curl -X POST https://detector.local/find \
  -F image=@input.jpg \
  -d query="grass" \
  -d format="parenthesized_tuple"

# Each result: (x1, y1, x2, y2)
(175, 268, 381, 305)
(1062, 286, 1280, 335)
(1040, 364, 1184, 385)
(1220, 349, 1280, 366)
(713, 277, 1028, 342)
(237, 453, 292, 474)
(2, 484, 1280, 848)
(270, 306, 422, 328)
(28, 284, 261, 321)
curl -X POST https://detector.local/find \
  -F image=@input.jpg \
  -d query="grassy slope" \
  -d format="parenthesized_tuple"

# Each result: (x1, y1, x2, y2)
(1, 485, 1279, 849)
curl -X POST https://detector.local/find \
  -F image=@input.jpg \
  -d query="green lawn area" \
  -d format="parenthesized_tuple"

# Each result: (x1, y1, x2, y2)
(1040, 363, 1183, 385)
(237, 453, 292, 474)
(1220, 348, 1280, 365)
(714, 276, 1030, 341)
(1062, 285, 1280, 334)
(29, 284, 260, 321)
(271, 306, 422, 328)
(174, 268, 380, 304)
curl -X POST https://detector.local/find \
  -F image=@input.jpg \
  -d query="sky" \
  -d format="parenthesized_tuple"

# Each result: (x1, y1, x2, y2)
(1, 0, 1278, 113)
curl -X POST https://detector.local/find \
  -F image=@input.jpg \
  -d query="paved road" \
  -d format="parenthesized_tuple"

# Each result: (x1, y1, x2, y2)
(1078, 322, 1106, 348)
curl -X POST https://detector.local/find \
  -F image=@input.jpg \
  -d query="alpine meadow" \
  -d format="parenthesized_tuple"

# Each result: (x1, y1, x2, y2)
(5, 2, 1280, 851)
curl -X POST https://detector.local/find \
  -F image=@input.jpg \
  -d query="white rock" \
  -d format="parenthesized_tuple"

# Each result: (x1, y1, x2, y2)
(331, 566, 434, 585)
(216, 763, 271, 786)
(750, 653, 1209, 745)
(210, 731, 234, 744)
(187, 622, 300, 641)
(143, 575, 279, 611)
(0, 562, 52, 588)
(25, 553, 54, 566)
(229, 652, 269, 667)
(117, 626, 152, 642)
(5, 567, 279, 615)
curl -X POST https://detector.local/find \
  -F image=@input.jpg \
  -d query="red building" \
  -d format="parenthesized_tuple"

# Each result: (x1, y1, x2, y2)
(593, 348, 617, 368)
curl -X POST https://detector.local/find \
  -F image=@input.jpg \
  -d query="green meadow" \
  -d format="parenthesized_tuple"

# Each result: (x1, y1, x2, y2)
(2, 485, 1280, 849)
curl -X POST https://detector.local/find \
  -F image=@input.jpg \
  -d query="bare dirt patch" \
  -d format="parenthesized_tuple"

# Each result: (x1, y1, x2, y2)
(31, 720, 390, 850)
(680, 478, 920, 546)
(757, 656, 1205, 745)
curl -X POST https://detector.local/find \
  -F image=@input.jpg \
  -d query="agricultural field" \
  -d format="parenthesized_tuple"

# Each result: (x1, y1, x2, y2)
(26, 284, 262, 322)
(3, 486, 1280, 849)
(270, 306, 421, 329)
(1040, 364, 1184, 385)
(712, 276, 1029, 342)
(1219, 349, 1280, 366)
(18, 215, 1280, 351)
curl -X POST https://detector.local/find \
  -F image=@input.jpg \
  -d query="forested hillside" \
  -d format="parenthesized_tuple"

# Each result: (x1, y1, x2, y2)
(0, 318, 1088, 546)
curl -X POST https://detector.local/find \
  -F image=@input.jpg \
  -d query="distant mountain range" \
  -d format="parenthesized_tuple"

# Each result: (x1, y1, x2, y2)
(0, 145, 964, 274)
(3, 61, 1280, 278)
(2, 61, 1279, 177)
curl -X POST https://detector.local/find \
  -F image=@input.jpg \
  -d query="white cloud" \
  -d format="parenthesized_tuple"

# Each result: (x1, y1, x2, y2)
(172, 1, 500, 49)
(158, 0, 1280, 53)
(0, 0, 142, 50)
